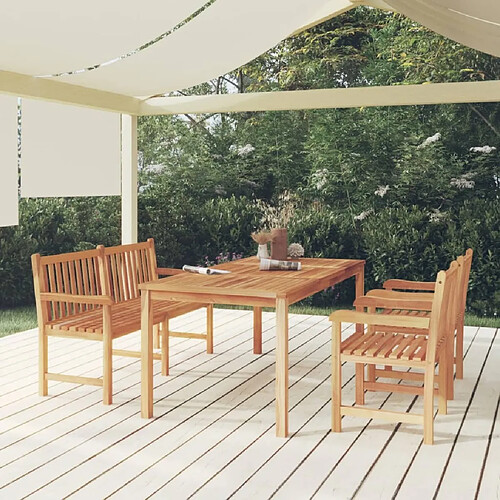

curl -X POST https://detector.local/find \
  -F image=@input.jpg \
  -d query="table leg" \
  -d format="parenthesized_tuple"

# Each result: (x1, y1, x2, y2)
(253, 306, 262, 354)
(275, 298, 289, 437)
(355, 268, 365, 334)
(141, 290, 154, 418)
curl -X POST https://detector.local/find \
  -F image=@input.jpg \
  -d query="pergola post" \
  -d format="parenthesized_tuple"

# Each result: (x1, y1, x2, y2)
(121, 114, 138, 244)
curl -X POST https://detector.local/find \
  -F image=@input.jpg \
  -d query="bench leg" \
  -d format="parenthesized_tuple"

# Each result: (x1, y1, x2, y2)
(161, 319, 169, 376)
(103, 332, 113, 405)
(39, 326, 48, 396)
(206, 305, 214, 354)
(103, 306, 113, 405)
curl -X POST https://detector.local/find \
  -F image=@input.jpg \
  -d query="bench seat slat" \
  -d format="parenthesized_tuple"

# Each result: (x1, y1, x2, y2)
(47, 298, 206, 337)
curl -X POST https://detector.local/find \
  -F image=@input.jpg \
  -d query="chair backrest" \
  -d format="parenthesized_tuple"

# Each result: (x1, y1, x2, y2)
(457, 248, 473, 325)
(32, 248, 103, 322)
(426, 260, 459, 363)
(101, 239, 158, 304)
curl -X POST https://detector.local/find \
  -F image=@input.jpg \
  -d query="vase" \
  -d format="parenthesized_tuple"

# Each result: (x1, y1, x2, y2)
(257, 243, 269, 260)
(270, 228, 288, 260)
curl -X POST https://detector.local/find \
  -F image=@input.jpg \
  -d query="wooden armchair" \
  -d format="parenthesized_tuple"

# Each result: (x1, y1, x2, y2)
(331, 261, 459, 445)
(365, 248, 473, 380)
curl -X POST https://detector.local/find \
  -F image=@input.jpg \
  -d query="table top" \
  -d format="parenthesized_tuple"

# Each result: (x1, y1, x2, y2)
(215, 257, 364, 278)
(139, 257, 364, 307)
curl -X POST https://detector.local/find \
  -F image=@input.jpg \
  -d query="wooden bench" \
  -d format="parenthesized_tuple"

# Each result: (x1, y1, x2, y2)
(32, 239, 213, 404)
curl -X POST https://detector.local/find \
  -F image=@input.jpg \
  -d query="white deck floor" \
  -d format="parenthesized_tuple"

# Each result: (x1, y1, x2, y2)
(0, 309, 498, 499)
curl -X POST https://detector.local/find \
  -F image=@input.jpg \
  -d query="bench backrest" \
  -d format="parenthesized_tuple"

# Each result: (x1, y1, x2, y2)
(32, 248, 103, 322)
(101, 239, 158, 303)
(32, 239, 161, 322)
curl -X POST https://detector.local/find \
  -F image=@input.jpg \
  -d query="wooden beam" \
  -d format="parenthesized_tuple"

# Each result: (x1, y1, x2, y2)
(141, 80, 500, 116)
(0, 69, 141, 115)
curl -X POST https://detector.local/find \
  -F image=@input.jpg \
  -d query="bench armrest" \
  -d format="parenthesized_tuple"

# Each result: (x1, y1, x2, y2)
(156, 267, 183, 276)
(383, 279, 435, 291)
(39, 292, 114, 306)
(329, 310, 430, 329)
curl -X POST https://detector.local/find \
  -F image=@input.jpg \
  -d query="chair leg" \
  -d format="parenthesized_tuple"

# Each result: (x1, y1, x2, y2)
(153, 324, 160, 350)
(206, 304, 214, 354)
(367, 364, 376, 383)
(332, 321, 342, 432)
(447, 334, 454, 401)
(103, 332, 113, 405)
(456, 322, 464, 379)
(423, 366, 435, 445)
(39, 327, 48, 396)
(161, 319, 169, 376)
(355, 364, 365, 405)
(438, 355, 448, 415)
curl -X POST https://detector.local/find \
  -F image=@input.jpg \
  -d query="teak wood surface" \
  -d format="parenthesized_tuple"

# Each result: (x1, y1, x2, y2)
(139, 257, 365, 437)
(32, 239, 211, 405)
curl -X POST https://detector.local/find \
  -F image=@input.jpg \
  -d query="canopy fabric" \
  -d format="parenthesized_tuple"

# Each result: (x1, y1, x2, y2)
(21, 100, 121, 198)
(0, 1, 498, 98)
(49, 0, 354, 96)
(0, 96, 18, 227)
(0, 0, 208, 76)
(384, 0, 500, 58)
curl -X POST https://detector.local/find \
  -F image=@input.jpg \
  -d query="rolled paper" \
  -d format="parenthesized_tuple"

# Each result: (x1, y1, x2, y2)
(259, 258, 301, 271)
(182, 265, 230, 275)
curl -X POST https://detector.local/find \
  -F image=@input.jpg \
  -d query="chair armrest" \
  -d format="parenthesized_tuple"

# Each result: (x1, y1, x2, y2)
(366, 289, 434, 300)
(39, 292, 114, 306)
(329, 310, 430, 329)
(156, 267, 183, 276)
(354, 291, 433, 311)
(383, 279, 435, 291)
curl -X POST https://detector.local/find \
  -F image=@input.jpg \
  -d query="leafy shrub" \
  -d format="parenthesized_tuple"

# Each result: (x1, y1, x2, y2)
(0, 197, 120, 308)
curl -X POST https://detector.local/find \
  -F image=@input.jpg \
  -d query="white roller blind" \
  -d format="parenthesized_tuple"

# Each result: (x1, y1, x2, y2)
(21, 100, 121, 198)
(0, 95, 19, 227)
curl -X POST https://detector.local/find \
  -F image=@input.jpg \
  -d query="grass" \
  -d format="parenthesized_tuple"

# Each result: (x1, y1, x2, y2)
(0, 306, 38, 337)
(0, 305, 498, 337)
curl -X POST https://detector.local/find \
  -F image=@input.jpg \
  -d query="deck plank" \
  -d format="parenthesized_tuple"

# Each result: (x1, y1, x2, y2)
(24, 315, 321, 499)
(393, 327, 498, 499)
(338, 327, 480, 500)
(0, 312, 497, 500)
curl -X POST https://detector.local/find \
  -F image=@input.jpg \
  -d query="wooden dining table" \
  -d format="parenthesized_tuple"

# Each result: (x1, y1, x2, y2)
(139, 257, 365, 437)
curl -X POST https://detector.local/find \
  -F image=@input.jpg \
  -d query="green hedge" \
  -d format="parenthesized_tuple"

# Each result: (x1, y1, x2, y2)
(0, 195, 498, 316)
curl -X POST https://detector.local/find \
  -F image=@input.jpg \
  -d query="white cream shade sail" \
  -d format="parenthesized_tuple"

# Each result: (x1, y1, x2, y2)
(0, 1, 498, 229)
(0, 1, 498, 104)
(44, 0, 500, 97)
(21, 100, 121, 198)
(0, 0, 208, 76)
(384, 0, 500, 59)
(50, 0, 356, 96)
(0, 96, 19, 227)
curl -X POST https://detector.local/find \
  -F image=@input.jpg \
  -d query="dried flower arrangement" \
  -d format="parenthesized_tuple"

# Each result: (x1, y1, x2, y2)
(251, 231, 274, 244)
(254, 190, 297, 230)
